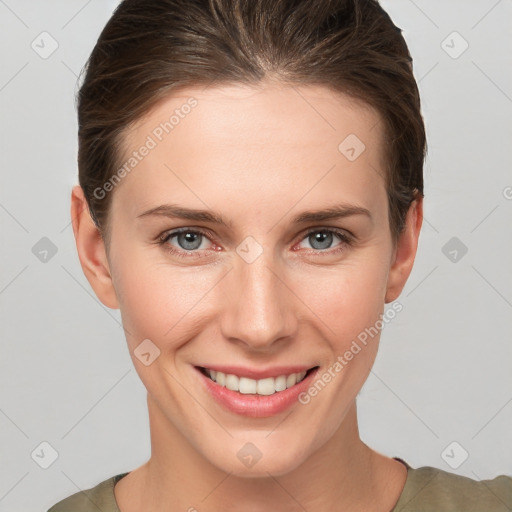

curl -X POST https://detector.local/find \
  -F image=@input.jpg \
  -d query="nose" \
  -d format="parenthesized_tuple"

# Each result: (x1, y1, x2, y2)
(219, 248, 298, 352)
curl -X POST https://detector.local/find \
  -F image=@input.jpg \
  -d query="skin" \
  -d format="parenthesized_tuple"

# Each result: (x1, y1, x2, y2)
(71, 80, 422, 511)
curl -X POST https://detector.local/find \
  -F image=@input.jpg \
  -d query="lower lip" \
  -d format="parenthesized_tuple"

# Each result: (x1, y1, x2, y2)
(196, 367, 319, 418)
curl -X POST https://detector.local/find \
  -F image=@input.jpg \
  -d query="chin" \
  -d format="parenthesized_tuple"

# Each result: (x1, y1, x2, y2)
(204, 438, 310, 478)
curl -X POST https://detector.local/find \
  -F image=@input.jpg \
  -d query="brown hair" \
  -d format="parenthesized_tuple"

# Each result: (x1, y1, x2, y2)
(77, 0, 426, 250)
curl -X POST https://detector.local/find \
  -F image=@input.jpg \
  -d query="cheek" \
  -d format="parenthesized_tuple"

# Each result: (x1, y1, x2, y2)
(293, 255, 389, 343)
(111, 236, 391, 358)
(111, 254, 216, 352)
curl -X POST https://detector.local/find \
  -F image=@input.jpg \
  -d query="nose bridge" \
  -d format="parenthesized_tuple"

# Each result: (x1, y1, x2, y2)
(220, 245, 296, 349)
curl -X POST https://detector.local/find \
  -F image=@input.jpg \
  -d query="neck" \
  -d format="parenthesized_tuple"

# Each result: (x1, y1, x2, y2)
(115, 396, 406, 512)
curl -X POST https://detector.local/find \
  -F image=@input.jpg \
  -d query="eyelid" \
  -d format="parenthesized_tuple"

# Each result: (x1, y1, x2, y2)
(294, 226, 353, 252)
(158, 226, 215, 243)
(158, 225, 353, 244)
(158, 225, 354, 258)
(300, 226, 353, 241)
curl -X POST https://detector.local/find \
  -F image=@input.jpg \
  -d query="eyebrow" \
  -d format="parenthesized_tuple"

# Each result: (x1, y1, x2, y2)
(136, 202, 372, 226)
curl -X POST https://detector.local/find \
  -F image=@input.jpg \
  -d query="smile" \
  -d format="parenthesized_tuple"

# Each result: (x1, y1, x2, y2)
(200, 367, 310, 396)
(196, 365, 319, 417)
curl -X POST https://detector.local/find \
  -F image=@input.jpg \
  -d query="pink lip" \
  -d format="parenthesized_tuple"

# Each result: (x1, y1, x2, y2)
(196, 366, 319, 418)
(198, 364, 315, 380)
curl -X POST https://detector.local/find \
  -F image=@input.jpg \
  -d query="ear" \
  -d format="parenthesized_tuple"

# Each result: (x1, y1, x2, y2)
(385, 195, 423, 303)
(70, 185, 120, 309)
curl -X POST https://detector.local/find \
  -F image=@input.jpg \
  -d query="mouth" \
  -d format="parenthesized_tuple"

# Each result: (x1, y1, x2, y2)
(195, 364, 319, 418)
(198, 366, 317, 396)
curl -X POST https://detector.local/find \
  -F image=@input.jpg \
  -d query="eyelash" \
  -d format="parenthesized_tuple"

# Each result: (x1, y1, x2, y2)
(157, 227, 353, 259)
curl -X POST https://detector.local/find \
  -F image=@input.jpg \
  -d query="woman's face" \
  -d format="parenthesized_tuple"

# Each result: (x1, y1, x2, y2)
(74, 82, 421, 477)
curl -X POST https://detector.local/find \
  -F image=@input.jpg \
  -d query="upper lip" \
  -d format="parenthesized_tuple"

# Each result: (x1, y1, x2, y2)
(197, 365, 317, 380)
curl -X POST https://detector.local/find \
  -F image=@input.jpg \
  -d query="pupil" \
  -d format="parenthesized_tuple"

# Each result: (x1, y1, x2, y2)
(180, 232, 201, 250)
(311, 231, 332, 250)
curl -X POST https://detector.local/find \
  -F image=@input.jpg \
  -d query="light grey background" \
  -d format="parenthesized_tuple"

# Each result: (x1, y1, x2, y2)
(0, 1, 511, 510)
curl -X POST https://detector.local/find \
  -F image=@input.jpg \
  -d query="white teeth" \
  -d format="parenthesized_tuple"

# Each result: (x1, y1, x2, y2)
(225, 374, 239, 392)
(256, 377, 275, 396)
(216, 371, 225, 386)
(205, 369, 309, 395)
(275, 375, 287, 392)
(239, 377, 257, 394)
(286, 373, 297, 388)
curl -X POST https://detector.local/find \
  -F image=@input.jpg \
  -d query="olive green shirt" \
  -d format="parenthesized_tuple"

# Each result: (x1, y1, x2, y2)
(47, 458, 512, 511)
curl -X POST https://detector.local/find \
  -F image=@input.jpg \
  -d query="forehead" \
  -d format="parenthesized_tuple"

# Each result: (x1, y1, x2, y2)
(112, 81, 387, 221)
(129, 81, 382, 147)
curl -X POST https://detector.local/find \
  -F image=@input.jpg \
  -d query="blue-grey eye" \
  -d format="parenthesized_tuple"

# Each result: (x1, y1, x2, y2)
(175, 231, 203, 250)
(308, 231, 334, 250)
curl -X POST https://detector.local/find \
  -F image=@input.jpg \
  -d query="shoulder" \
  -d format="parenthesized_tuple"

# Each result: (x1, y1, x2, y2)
(47, 473, 128, 512)
(394, 465, 512, 512)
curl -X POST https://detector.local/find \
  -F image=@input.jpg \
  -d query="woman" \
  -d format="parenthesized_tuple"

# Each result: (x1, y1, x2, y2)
(48, 0, 512, 510)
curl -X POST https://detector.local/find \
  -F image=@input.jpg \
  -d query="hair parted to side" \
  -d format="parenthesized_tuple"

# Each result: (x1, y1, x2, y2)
(77, 0, 426, 251)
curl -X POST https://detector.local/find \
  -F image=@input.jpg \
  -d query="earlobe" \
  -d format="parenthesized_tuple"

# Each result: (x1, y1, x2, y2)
(384, 196, 423, 304)
(70, 185, 120, 310)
